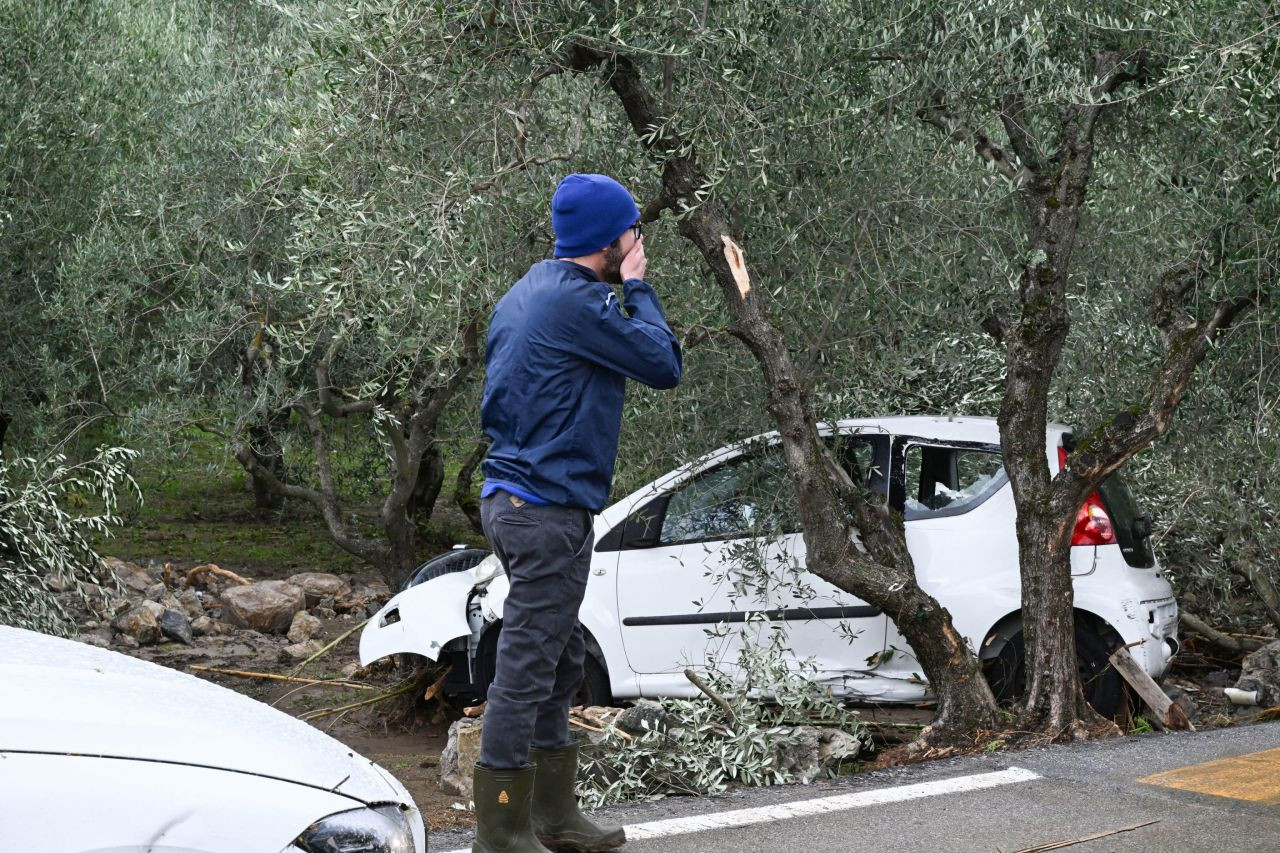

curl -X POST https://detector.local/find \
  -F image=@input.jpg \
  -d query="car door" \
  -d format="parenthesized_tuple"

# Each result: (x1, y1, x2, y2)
(610, 432, 888, 679)
(881, 436, 1016, 674)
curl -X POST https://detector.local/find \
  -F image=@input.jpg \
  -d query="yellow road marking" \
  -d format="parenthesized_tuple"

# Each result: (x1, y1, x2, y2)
(1139, 747, 1280, 805)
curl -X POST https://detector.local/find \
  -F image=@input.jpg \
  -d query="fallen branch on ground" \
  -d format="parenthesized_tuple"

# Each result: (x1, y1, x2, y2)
(299, 680, 419, 721)
(1181, 612, 1266, 654)
(684, 668, 737, 722)
(190, 664, 374, 690)
(288, 617, 370, 677)
(1009, 818, 1160, 852)
(423, 668, 450, 702)
(184, 563, 252, 588)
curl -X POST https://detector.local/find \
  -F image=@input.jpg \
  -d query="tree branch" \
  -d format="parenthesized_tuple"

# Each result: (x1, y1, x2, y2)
(918, 90, 1033, 186)
(1055, 290, 1259, 507)
(315, 326, 377, 417)
(999, 90, 1041, 176)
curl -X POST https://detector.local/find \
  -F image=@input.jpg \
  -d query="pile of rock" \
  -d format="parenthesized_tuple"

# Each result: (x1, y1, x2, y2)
(78, 557, 389, 660)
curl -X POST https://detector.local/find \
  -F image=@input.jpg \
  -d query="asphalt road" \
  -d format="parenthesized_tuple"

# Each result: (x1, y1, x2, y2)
(431, 722, 1280, 852)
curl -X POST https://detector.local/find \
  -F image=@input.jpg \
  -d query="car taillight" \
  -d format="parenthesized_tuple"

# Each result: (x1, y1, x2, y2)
(1059, 447, 1117, 547)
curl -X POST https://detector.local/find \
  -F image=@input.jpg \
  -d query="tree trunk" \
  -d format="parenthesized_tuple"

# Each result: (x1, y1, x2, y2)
(407, 442, 444, 523)
(453, 436, 490, 535)
(247, 410, 289, 512)
(569, 46, 1000, 743)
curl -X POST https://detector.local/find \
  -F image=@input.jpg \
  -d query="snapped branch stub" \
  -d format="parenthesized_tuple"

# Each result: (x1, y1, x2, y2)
(721, 235, 751, 299)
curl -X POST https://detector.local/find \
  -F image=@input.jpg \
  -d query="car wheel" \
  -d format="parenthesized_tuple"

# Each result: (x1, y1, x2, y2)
(575, 655, 612, 708)
(400, 548, 493, 591)
(476, 625, 614, 708)
(984, 625, 1122, 717)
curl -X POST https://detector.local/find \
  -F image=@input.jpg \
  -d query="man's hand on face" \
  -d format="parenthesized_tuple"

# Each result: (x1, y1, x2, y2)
(620, 237, 647, 282)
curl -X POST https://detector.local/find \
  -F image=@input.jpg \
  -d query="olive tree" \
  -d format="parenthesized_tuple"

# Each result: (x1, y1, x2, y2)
(889, 0, 1274, 732)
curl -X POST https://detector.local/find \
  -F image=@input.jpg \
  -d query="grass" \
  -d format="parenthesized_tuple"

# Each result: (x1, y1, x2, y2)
(97, 431, 486, 581)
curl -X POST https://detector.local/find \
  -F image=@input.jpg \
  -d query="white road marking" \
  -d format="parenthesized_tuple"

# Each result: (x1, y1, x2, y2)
(435, 766, 1040, 852)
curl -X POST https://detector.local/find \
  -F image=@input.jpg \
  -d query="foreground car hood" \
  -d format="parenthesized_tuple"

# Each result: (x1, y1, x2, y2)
(0, 626, 398, 804)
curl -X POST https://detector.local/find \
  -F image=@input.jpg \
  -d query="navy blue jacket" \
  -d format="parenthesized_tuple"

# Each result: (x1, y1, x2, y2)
(481, 259, 682, 511)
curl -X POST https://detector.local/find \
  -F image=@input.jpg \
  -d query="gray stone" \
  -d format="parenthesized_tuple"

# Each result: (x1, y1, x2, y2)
(111, 600, 166, 645)
(280, 638, 325, 661)
(817, 728, 862, 766)
(774, 727, 823, 783)
(1236, 640, 1280, 707)
(102, 557, 152, 593)
(45, 574, 73, 593)
(614, 699, 671, 736)
(79, 634, 111, 649)
(221, 581, 306, 634)
(286, 572, 352, 608)
(439, 718, 484, 798)
(175, 588, 204, 619)
(159, 609, 194, 645)
(313, 606, 337, 620)
(191, 616, 217, 637)
(145, 582, 167, 602)
(115, 633, 140, 650)
(287, 610, 323, 644)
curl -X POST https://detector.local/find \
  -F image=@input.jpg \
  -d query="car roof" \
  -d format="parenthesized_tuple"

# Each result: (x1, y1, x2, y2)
(829, 415, 1072, 445)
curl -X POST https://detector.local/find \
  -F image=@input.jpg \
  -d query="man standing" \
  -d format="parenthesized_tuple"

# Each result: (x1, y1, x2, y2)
(474, 174, 682, 852)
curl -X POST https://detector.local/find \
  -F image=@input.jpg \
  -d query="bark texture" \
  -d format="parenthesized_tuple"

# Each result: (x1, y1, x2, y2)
(567, 45, 1000, 742)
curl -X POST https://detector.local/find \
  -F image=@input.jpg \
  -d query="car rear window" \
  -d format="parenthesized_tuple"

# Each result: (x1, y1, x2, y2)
(1096, 471, 1156, 568)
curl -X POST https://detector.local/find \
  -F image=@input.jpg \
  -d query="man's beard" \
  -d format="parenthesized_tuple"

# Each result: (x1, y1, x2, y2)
(601, 242, 625, 284)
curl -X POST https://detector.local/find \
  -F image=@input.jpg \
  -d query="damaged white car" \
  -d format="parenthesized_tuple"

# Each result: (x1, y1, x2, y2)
(362, 416, 1179, 715)
(0, 625, 426, 853)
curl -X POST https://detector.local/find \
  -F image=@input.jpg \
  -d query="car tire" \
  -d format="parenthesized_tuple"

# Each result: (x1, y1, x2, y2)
(475, 623, 614, 708)
(984, 625, 1122, 717)
(400, 548, 493, 591)
(575, 654, 613, 708)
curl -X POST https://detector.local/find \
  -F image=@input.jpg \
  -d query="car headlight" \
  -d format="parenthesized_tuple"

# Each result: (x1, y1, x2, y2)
(293, 805, 415, 853)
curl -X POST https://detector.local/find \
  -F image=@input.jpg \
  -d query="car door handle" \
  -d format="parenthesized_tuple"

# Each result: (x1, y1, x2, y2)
(593, 568, 606, 576)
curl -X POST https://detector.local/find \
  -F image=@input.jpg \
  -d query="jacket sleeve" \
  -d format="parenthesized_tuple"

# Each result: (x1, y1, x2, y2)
(555, 278, 683, 389)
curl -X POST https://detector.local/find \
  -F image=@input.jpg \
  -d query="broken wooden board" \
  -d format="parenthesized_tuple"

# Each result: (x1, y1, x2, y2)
(1109, 645, 1194, 731)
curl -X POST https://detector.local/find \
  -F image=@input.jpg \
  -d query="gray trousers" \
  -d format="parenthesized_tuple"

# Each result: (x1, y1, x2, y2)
(479, 491, 594, 769)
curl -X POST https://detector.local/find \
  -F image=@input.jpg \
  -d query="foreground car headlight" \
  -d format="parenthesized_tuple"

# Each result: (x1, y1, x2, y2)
(293, 805, 415, 853)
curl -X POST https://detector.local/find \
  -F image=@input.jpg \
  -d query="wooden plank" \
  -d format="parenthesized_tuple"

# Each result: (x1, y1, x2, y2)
(1108, 645, 1194, 731)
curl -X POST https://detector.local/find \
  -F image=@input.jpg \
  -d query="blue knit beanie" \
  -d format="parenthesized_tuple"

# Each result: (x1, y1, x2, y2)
(551, 174, 640, 258)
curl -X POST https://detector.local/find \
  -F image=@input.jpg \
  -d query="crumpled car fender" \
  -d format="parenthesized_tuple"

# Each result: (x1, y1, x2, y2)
(359, 570, 477, 665)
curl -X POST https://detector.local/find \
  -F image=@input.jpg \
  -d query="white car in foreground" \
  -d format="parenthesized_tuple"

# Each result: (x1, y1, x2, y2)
(0, 625, 426, 853)
(362, 416, 1179, 715)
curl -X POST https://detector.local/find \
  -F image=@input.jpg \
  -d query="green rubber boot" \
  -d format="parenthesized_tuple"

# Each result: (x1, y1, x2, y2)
(472, 763, 552, 853)
(529, 744, 626, 852)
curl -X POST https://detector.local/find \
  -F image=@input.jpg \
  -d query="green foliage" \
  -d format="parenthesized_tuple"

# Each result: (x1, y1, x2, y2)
(0, 448, 138, 635)
(578, 636, 867, 807)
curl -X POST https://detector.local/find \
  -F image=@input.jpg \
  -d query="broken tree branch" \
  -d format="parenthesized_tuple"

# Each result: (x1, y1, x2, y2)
(1011, 819, 1161, 853)
(1181, 611, 1266, 653)
(189, 665, 374, 691)
(185, 563, 251, 588)
(684, 668, 737, 721)
(299, 680, 420, 721)
(288, 617, 370, 677)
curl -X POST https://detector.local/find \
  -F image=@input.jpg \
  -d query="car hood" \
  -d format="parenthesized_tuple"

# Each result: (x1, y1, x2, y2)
(0, 626, 400, 804)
